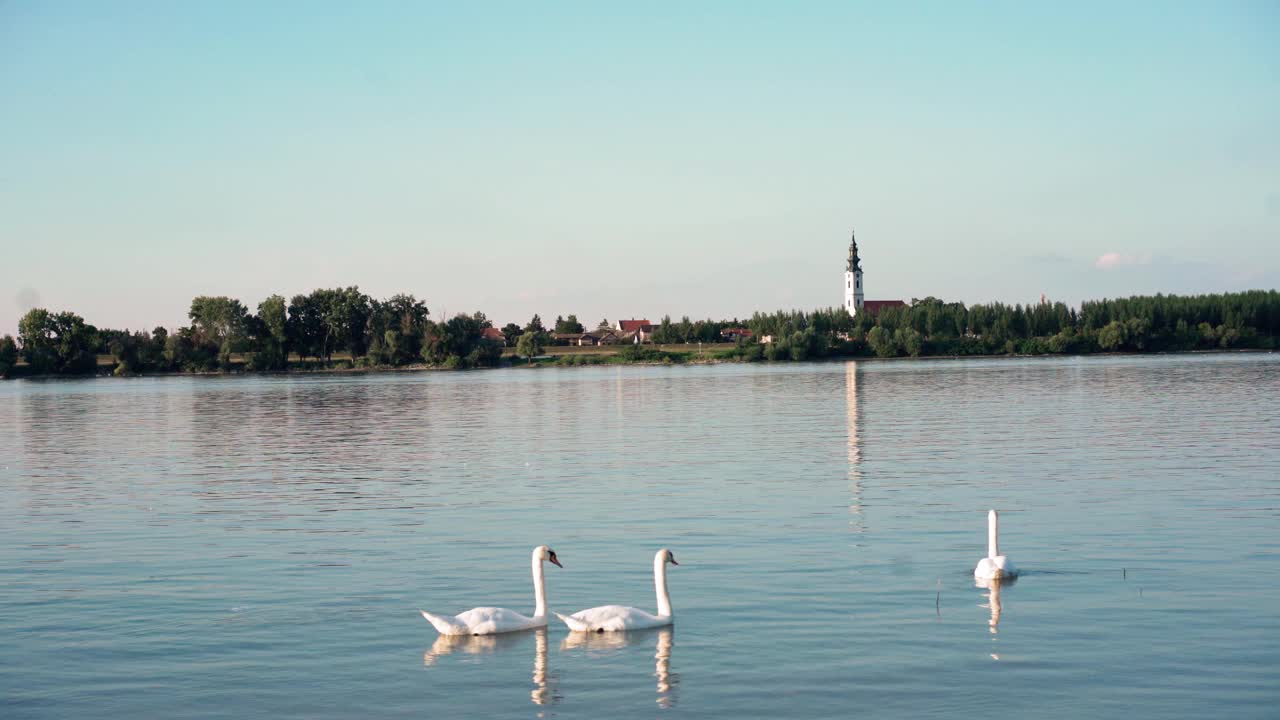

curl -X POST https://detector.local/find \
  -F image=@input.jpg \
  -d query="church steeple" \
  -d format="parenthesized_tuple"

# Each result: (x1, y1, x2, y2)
(847, 230, 862, 273)
(844, 230, 864, 316)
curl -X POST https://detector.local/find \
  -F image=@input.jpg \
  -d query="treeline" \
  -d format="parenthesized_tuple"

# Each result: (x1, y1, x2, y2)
(4, 288, 505, 376)
(729, 290, 1280, 361)
(1, 290, 1276, 378)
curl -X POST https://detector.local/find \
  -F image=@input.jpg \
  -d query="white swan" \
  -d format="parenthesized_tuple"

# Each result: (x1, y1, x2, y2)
(974, 509, 1018, 580)
(556, 549, 678, 632)
(421, 545, 562, 635)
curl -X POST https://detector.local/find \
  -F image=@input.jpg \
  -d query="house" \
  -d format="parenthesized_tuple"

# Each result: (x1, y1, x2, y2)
(616, 318, 652, 333)
(558, 330, 620, 346)
(551, 332, 582, 345)
(615, 319, 656, 343)
(481, 327, 506, 344)
(720, 327, 754, 342)
(585, 330, 620, 346)
(861, 300, 907, 315)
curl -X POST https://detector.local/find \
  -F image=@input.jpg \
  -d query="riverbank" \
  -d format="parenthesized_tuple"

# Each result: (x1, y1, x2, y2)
(3, 345, 1271, 380)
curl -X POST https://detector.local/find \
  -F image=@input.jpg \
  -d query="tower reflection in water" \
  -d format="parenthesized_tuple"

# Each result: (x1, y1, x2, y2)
(845, 361, 865, 532)
(561, 627, 678, 708)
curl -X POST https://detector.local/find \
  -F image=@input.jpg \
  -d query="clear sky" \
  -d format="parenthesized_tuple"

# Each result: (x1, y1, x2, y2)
(2, 1, 1277, 333)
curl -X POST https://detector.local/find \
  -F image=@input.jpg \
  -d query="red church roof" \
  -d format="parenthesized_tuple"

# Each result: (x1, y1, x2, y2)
(617, 319, 652, 332)
(863, 300, 907, 314)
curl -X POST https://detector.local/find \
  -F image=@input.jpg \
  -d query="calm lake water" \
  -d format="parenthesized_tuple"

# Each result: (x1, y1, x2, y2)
(2, 354, 1278, 718)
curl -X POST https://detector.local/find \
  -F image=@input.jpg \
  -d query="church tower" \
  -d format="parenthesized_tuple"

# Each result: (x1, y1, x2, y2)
(845, 231, 864, 315)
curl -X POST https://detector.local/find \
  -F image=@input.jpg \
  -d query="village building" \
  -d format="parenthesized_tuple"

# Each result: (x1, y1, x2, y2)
(586, 330, 620, 345)
(553, 330, 620, 346)
(616, 319, 656, 343)
(720, 327, 754, 341)
(551, 329, 620, 346)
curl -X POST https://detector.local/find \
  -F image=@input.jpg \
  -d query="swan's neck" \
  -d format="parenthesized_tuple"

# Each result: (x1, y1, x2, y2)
(654, 555, 673, 618)
(988, 510, 999, 558)
(532, 555, 548, 618)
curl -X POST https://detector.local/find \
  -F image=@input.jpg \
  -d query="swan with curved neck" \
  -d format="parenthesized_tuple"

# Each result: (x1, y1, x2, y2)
(556, 549, 678, 632)
(421, 545, 562, 635)
(974, 510, 1017, 580)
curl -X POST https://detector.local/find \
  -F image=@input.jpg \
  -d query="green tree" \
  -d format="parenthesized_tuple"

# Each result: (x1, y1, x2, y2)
(500, 323, 522, 347)
(1097, 320, 1128, 351)
(895, 327, 923, 357)
(248, 294, 289, 371)
(287, 292, 327, 360)
(525, 314, 547, 336)
(423, 312, 498, 367)
(109, 332, 141, 375)
(0, 335, 17, 378)
(555, 314, 584, 334)
(18, 309, 98, 374)
(145, 327, 170, 370)
(516, 331, 543, 364)
(17, 308, 57, 374)
(188, 296, 250, 369)
(323, 286, 372, 360)
(866, 326, 898, 358)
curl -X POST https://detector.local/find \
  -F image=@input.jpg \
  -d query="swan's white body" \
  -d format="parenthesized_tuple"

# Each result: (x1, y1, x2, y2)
(974, 510, 1018, 580)
(421, 545, 561, 636)
(557, 549, 677, 632)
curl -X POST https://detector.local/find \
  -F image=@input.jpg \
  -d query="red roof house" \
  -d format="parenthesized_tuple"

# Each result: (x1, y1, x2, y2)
(615, 319, 653, 333)
(861, 300, 907, 315)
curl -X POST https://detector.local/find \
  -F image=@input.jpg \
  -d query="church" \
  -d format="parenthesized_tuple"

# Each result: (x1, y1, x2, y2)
(844, 231, 905, 316)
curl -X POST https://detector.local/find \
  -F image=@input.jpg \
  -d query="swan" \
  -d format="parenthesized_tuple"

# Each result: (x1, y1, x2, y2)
(421, 545, 562, 635)
(974, 509, 1018, 580)
(556, 549, 678, 632)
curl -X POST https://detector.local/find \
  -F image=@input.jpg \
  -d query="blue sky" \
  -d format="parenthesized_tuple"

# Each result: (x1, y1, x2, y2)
(2, 1, 1277, 333)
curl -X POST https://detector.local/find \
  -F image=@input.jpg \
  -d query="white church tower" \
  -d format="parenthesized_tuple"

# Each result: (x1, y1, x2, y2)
(845, 230, 864, 315)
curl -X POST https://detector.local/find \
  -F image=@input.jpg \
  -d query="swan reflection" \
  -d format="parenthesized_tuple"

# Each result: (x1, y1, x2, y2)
(654, 627, 676, 708)
(561, 627, 678, 707)
(423, 628, 561, 707)
(531, 628, 555, 706)
(424, 629, 520, 665)
(975, 575, 1017, 659)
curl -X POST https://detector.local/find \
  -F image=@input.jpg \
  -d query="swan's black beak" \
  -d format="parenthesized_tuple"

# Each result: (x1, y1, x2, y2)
(669, 556, 679, 566)
(549, 552, 563, 568)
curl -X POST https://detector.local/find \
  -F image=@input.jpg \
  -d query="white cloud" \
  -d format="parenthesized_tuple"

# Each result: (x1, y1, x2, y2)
(1094, 252, 1151, 270)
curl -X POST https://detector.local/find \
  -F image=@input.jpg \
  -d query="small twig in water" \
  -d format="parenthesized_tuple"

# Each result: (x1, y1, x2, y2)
(936, 590, 941, 616)
(1123, 567, 1127, 580)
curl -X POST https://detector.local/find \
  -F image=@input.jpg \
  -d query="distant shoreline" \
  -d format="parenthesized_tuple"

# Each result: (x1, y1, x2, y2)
(4, 346, 1271, 381)
(6, 290, 1275, 380)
